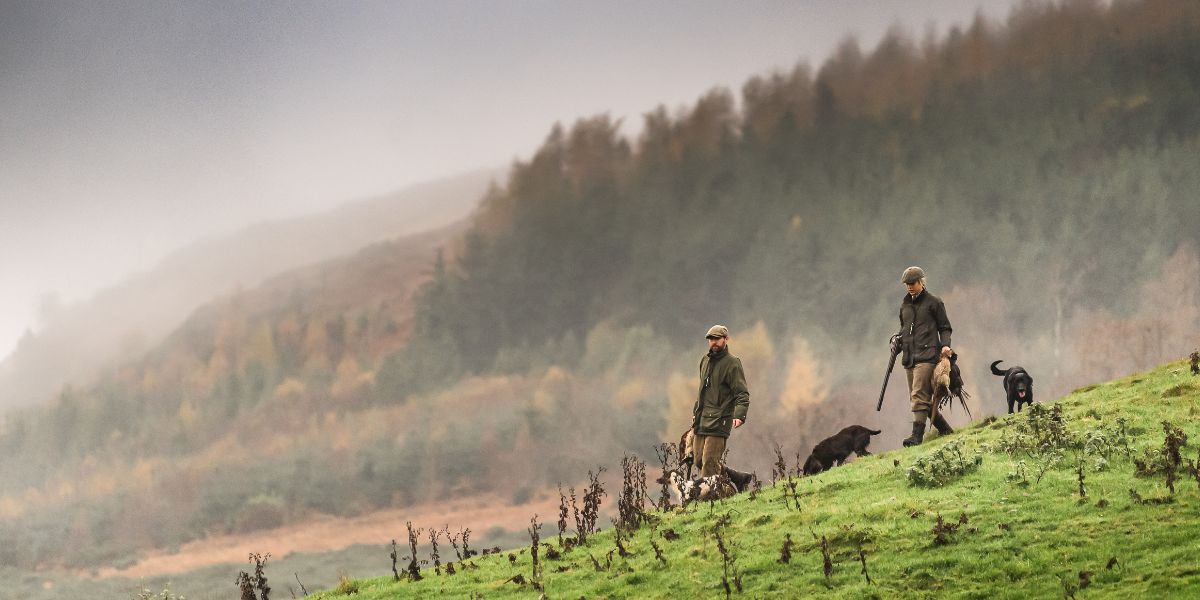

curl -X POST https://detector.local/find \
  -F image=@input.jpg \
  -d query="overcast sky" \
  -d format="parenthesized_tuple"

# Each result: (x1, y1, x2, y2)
(0, 0, 1020, 359)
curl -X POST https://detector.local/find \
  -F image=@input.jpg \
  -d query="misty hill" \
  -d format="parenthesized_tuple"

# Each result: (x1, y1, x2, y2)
(0, 222, 470, 568)
(1, 0, 1199, 578)
(0, 168, 497, 412)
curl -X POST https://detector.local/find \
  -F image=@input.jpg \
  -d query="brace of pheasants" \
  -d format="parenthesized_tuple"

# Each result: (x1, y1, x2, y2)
(932, 352, 972, 419)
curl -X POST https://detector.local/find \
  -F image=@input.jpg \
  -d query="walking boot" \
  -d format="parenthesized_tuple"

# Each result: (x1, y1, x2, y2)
(932, 413, 954, 436)
(902, 421, 926, 447)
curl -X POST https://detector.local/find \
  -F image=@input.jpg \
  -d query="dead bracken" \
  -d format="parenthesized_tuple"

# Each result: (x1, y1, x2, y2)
(777, 533, 794, 564)
(236, 552, 270, 600)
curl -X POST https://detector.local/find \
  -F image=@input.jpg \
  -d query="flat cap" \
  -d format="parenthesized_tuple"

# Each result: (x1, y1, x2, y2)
(705, 325, 730, 339)
(901, 266, 926, 284)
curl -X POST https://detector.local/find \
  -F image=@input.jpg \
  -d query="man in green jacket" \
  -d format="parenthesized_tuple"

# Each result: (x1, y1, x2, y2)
(691, 325, 750, 478)
(898, 266, 955, 447)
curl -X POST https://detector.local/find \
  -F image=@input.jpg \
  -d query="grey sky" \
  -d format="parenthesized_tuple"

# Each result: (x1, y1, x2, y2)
(0, 0, 1019, 358)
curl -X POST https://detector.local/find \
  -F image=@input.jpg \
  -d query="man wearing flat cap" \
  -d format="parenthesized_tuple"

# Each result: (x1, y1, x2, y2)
(897, 266, 954, 446)
(690, 325, 750, 478)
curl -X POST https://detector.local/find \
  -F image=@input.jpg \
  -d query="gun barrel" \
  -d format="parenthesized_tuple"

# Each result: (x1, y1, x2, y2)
(875, 352, 899, 411)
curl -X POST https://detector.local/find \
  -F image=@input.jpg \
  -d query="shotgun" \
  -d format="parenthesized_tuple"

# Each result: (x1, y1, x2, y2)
(876, 334, 902, 411)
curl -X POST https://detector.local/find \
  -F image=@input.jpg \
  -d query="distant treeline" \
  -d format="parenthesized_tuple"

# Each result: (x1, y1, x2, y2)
(400, 0, 1200, 382)
(0, 0, 1198, 571)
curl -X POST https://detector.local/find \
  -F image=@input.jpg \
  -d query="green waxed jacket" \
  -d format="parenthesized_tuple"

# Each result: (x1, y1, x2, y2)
(691, 347, 750, 438)
(898, 289, 953, 368)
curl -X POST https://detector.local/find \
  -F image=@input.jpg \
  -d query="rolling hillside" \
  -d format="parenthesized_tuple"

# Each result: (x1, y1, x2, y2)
(0, 223, 473, 570)
(314, 358, 1200, 598)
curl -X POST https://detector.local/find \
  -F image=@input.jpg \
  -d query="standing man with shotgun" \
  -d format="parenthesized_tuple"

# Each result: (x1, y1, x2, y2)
(691, 325, 750, 478)
(894, 267, 954, 446)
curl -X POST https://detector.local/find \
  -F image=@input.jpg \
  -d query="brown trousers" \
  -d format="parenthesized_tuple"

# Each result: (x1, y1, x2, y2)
(693, 434, 727, 478)
(906, 362, 935, 421)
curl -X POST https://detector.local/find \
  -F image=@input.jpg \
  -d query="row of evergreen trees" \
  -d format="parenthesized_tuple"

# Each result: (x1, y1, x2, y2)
(396, 0, 1200, 384)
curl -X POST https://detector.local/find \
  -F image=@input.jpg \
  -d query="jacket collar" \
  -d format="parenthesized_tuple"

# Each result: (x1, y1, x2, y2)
(707, 346, 729, 360)
(904, 289, 927, 304)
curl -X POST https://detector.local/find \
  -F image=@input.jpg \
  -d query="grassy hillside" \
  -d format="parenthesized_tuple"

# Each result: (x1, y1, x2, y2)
(313, 358, 1200, 598)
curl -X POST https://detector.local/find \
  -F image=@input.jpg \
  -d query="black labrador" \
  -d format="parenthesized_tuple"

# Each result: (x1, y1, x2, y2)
(802, 425, 881, 476)
(722, 466, 755, 492)
(991, 360, 1034, 413)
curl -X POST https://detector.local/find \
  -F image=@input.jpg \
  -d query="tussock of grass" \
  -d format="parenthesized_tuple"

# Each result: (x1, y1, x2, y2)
(311, 360, 1200, 598)
(1161, 383, 1197, 398)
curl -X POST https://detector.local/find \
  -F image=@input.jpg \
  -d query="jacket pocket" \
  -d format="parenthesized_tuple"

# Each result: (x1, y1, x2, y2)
(700, 410, 725, 433)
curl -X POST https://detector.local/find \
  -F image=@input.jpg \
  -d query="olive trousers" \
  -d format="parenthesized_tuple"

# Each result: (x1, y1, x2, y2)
(693, 434, 727, 478)
(906, 362, 935, 422)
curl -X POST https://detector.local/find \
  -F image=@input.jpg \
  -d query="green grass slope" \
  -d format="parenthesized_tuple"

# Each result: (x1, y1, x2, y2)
(314, 360, 1200, 599)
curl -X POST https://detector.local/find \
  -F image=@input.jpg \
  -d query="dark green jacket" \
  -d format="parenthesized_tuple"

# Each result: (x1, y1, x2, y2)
(898, 289, 953, 368)
(691, 347, 750, 438)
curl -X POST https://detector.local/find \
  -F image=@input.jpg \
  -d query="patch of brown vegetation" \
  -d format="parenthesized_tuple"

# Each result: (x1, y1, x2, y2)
(90, 493, 558, 580)
(1161, 383, 1197, 398)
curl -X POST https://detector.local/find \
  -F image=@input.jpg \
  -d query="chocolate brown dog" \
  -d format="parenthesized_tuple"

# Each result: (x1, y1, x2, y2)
(802, 425, 881, 476)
